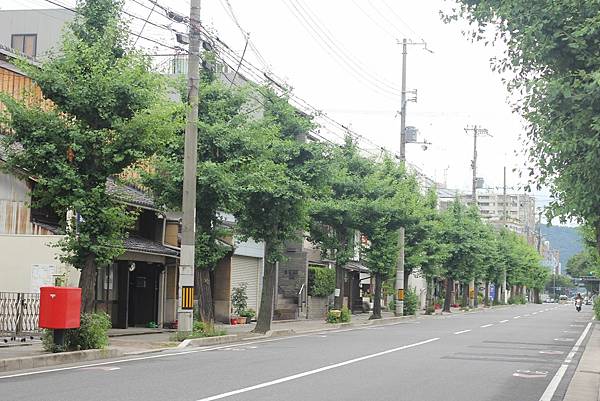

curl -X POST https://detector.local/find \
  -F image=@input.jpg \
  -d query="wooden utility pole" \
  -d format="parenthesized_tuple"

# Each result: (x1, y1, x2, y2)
(178, 0, 200, 332)
(464, 125, 491, 308)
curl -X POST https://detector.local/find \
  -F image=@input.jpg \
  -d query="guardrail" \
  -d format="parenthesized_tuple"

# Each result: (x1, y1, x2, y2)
(0, 292, 40, 336)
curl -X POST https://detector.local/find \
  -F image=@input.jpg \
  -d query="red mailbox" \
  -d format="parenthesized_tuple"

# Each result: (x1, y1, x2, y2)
(39, 287, 81, 329)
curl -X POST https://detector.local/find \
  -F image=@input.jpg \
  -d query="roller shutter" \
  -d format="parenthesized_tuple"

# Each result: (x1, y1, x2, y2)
(231, 256, 261, 312)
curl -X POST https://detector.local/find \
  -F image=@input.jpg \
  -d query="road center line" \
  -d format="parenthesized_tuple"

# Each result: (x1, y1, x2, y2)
(481, 324, 493, 328)
(499, 320, 509, 323)
(454, 330, 471, 335)
(538, 322, 592, 401)
(195, 338, 440, 401)
(513, 316, 521, 319)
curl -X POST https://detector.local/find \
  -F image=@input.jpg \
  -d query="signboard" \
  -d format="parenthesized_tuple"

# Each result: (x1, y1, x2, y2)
(31, 264, 58, 293)
(181, 286, 194, 310)
(397, 289, 405, 301)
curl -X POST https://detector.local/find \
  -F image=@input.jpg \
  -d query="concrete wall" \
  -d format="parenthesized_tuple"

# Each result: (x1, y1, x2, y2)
(407, 272, 427, 310)
(0, 9, 73, 58)
(213, 257, 232, 323)
(307, 296, 328, 320)
(278, 250, 308, 299)
(0, 234, 79, 293)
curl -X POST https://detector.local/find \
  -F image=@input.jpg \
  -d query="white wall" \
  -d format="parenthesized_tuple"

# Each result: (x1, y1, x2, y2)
(407, 273, 427, 310)
(0, 234, 79, 293)
(0, 9, 73, 58)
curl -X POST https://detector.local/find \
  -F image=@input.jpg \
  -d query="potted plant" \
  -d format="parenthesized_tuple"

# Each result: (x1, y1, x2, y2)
(231, 283, 248, 325)
(240, 308, 256, 323)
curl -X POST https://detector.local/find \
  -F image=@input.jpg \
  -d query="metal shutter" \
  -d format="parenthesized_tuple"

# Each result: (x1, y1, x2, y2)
(231, 256, 261, 312)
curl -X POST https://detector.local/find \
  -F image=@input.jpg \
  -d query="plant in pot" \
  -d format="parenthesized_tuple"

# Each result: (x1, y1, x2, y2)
(240, 308, 256, 323)
(231, 283, 248, 325)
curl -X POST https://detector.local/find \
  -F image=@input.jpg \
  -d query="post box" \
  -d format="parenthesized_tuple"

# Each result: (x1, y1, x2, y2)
(39, 287, 81, 329)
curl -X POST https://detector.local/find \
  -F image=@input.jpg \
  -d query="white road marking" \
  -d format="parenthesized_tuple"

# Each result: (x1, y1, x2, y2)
(0, 319, 420, 379)
(532, 312, 538, 315)
(513, 316, 521, 319)
(524, 314, 531, 316)
(499, 320, 509, 323)
(539, 322, 592, 401)
(539, 350, 563, 355)
(480, 324, 493, 328)
(454, 330, 471, 335)
(513, 370, 548, 378)
(195, 338, 440, 401)
(554, 338, 575, 342)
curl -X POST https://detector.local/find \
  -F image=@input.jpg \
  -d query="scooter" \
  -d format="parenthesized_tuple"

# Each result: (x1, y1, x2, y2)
(575, 299, 582, 312)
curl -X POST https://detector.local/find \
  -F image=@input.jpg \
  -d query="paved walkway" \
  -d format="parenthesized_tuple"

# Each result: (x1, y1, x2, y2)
(564, 322, 600, 401)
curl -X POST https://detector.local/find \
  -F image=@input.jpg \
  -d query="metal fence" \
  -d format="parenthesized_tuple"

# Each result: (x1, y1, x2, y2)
(0, 292, 40, 335)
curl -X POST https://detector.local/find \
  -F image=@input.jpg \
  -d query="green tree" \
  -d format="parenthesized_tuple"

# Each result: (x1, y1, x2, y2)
(145, 72, 259, 323)
(308, 137, 374, 309)
(566, 252, 598, 278)
(233, 91, 326, 334)
(438, 201, 488, 312)
(0, 0, 172, 312)
(446, 1, 600, 254)
(356, 158, 421, 319)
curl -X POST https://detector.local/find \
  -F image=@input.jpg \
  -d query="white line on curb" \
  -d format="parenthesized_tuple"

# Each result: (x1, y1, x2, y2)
(194, 338, 440, 401)
(454, 330, 471, 335)
(538, 322, 592, 401)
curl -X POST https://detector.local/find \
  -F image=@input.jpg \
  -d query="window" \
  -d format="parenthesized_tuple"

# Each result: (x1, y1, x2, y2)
(11, 34, 37, 58)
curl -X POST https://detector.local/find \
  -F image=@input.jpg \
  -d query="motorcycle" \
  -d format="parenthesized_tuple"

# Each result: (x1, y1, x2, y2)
(575, 299, 582, 312)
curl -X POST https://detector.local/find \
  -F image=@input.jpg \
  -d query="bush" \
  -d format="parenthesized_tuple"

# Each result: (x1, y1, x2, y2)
(388, 299, 396, 312)
(594, 297, 600, 320)
(42, 312, 111, 353)
(326, 309, 342, 323)
(171, 321, 227, 342)
(340, 306, 351, 323)
(240, 308, 256, 320)
(308, 266, 335, 297)
(403, 288, 418, 316)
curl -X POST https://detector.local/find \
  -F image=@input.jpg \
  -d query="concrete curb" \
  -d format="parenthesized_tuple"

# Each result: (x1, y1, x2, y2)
(0, 347, 122, 373)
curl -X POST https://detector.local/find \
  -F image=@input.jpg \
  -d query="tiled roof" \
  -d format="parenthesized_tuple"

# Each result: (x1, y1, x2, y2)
(106, 179, 156, 209)
(124, 235, 179, 257)
(343, 261, 369, 273)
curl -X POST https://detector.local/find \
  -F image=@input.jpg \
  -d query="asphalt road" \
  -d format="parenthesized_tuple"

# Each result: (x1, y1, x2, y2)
(0, 303, 594, 401)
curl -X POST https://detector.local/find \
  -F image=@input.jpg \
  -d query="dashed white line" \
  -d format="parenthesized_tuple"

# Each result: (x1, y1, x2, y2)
(513, 316, 521, 319)
(454, 329, 471, 335)
(194, 338, 440, 401)
(481, 324, 493, 328)
(499, 320, 509, 323)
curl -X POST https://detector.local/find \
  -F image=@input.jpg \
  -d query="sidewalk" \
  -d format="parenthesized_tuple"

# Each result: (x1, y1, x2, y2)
(563, 323, 600, 401)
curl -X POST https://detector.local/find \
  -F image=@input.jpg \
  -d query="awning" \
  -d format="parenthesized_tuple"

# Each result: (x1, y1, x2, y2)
(342, 261, 369, 273)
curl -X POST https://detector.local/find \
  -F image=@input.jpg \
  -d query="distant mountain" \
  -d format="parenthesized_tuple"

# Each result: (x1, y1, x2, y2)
(539, 225, 583, 273)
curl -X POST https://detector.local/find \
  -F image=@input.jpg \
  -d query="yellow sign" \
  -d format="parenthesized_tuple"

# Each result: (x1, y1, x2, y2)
(469, 289, 475, 299)
(398, 289, 405, 301)
(182, 286, 194, 310)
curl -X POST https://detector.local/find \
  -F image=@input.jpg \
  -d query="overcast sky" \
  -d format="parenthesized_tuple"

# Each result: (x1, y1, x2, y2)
(4, 0, 555, 211)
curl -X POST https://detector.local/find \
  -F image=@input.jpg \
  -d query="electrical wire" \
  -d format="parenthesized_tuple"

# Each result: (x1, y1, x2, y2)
(282, 0, 401, 99)
(292, 0, 402, 94)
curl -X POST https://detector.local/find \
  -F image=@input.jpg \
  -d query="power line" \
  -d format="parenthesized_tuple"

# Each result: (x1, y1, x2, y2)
(42, 0, 183, 51)
(282, 0, 401, 99)
(292, 0, 403, 94)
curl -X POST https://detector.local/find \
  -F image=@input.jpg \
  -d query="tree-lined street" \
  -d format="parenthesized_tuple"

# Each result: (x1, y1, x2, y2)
(1, 304, 593, 401)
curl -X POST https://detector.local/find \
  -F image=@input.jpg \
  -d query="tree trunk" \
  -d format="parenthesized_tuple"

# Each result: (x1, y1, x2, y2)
(484, 282, 490, 306)
(534, 288, 541, 304)
(79, 254, 96, 314)
(253, 256, 276, 334)
(195, 268, 214, 324)
(425, 276, 434, 314)
(493, 282, 500, 304)
(443, 278, 452, 312)
(474, 281, 479, 308)
(370, 272, 382, 319)
(462, 282, 468, 308)
(334, 263, 345, 310)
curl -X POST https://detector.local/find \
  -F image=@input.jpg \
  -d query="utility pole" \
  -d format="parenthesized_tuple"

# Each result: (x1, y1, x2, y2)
(395, 39, 408, 317)
(502, 166, 508, 304)
(395, 38, 431, 317)
(464, 125, 490, 308)
(178, 0, 200, 333)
